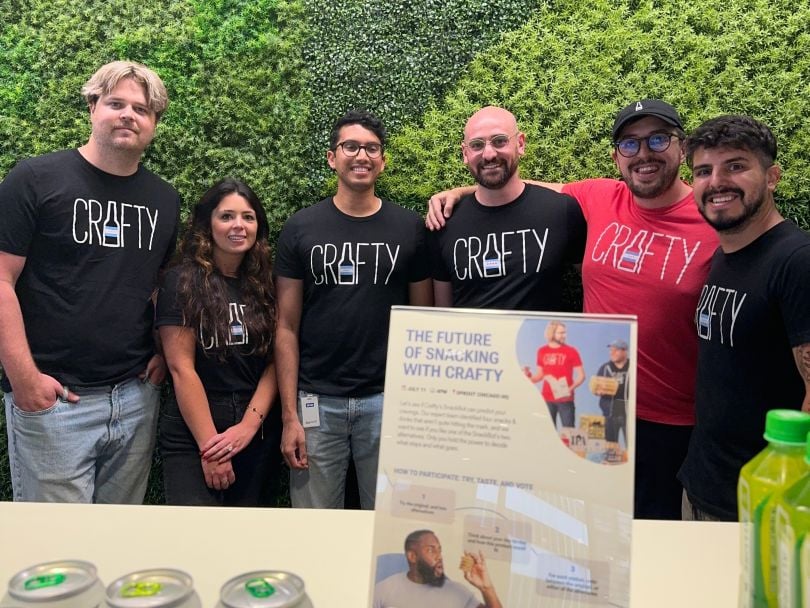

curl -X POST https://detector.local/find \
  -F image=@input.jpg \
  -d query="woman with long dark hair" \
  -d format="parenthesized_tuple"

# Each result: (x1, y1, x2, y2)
(157, 178, 277, 505)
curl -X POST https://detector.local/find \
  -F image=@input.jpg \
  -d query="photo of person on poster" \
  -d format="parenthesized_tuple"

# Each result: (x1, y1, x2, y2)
(524, 320, 585, 429)
(592, 340, 630, 447)
(373, 529, 503, 608)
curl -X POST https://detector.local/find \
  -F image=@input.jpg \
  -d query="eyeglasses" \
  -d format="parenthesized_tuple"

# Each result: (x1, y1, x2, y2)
(614, 133, 680, 158)
(463, 133, 516, 153)
(336, 140, 383, 158)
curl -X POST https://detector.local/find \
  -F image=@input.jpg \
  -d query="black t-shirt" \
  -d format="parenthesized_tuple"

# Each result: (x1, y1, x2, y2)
(679, 221, 810, 520)
(430, 184, 586, 310)
(274, 198, 430, 396)
(596, 359, 630, 417)
(156, 266, 268, 393)
(0, 149, 180, 389)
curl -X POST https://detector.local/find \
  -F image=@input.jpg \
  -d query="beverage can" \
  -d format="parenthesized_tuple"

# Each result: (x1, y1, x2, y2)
(217, 571, 306, 608)
(104, 569, 201, 608)
(3, 560, 105, 607)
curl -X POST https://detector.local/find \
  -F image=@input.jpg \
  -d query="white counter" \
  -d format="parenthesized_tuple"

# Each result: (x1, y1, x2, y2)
(0, 502, 739, 606)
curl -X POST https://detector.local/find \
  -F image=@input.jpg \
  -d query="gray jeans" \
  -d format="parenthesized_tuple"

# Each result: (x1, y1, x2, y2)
(681, 489, 725, 521)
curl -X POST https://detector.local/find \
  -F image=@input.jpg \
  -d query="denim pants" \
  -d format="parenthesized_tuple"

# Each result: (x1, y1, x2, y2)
(4, 376, 160, 503)
(547, 399, 576, 428)
(681, 489, 725, 521)
(159, 390, 278, 507)
(599, 401, 627, 444)
(290, 391, 383, 510)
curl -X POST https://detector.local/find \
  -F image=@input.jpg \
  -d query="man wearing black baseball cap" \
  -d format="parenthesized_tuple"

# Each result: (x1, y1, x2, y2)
(611, 98, 685, 141)
(593, 340, 630, 447)
(427, 99, 719, 520)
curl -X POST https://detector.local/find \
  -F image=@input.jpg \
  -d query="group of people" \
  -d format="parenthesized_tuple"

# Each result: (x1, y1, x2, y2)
(427, 102, 810, 524)
(525, 323, 629, 450)
(1, 60, 809, 537)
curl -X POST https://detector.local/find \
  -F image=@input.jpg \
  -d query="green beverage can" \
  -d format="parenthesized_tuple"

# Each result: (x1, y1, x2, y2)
(2, 560, 105, 607)
(216, 571, 311, 608)
(104, 569, 201, 608)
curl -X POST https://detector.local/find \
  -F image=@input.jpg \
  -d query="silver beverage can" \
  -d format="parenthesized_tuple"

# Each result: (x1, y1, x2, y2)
(217, 571, 308, 608)
(2, 560, 105, 607)
(104, 569, 201, 608)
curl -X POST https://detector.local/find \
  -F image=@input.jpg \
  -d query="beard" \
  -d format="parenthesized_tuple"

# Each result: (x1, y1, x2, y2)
(623, 157, 681, 200)
(416, 560, 446, 587)
(698, 186, 766, 233)
(470, 156, 518, 189)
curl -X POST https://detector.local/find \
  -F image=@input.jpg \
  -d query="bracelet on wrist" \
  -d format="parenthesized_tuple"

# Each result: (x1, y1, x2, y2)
(249, 406, 265, 439)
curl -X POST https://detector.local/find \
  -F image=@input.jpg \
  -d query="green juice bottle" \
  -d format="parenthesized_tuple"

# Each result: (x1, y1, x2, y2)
(775, 433, 810, 608)
(738, 409, 810, 608)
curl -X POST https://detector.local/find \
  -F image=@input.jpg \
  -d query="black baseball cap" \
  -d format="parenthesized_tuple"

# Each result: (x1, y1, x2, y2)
(612, 99, 684, 141)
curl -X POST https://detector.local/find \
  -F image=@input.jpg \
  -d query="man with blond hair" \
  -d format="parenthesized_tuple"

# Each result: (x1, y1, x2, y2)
(0, 61, 180, 503)
(525, 321, 585, 428)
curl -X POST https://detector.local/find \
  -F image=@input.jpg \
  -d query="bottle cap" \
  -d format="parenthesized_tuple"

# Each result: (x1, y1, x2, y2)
(763, 409, 810, 445)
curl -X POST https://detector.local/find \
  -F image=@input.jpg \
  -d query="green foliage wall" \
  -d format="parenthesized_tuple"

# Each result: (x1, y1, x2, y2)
(0, 0, 311, 236)
(2, 0, 810, 503)
(301, 0, 538, 196)
(382, 0, 810, 231)
(0, 0, 538, 237)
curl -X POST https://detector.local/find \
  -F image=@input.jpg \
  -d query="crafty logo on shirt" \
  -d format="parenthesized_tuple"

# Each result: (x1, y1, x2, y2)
(72, 197, 160, 250)
(589, 222, 702, 284)
(309, 242, 400, 285)
(200, 302, 248, 350)
(695, 283, 747, 347)
(541, 351, 572, 367)
(451, 228, 548, 280)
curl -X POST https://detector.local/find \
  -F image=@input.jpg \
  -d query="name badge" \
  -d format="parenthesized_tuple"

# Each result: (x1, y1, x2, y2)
(300, 394, 320, 428)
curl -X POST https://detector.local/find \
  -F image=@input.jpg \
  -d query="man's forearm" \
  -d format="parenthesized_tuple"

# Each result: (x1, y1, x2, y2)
(481, 587, 502, 608)
(274, 326, 301, 423)
(792, 342, 810, 412)
(0, 281, 39, 387)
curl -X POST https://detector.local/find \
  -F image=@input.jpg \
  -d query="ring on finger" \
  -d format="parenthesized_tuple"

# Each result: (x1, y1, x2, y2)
(227, 444, 234, 452)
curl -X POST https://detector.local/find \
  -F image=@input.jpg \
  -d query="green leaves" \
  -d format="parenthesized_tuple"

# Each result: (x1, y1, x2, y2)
(382, 0, 810, 228)
(2, 0, 809, 232)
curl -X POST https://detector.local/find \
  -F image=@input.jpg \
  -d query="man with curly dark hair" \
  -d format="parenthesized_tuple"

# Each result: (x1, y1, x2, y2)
(679, 115, 810, 521)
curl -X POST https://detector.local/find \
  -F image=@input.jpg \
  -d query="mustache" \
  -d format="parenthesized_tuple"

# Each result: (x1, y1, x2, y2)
(701, 187, 745, 205)
(476, 158, 506, 170)
(628, 158, 664, 171)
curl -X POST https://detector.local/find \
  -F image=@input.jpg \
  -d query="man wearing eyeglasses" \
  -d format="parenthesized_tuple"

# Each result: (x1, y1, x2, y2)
(430, 105, 587, 310)
(274, 109, 433, 510)
(427, 100, 719, 520)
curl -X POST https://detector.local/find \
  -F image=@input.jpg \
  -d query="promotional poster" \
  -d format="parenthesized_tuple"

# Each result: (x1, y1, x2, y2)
(370, 307, 637, 608)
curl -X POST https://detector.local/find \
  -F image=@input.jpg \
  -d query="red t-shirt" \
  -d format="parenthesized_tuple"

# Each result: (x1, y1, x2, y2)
(562, 179, 719, 425)
(536, 343, 583, 404)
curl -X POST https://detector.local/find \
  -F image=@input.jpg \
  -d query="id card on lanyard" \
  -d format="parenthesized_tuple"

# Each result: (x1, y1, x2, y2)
(300, 393, 320, 428)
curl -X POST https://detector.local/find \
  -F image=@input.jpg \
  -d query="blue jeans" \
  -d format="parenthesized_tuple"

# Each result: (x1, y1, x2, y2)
(4, 376, 160, 503)
(290, 391, 383, 510)
(547, 399, 576, 428)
